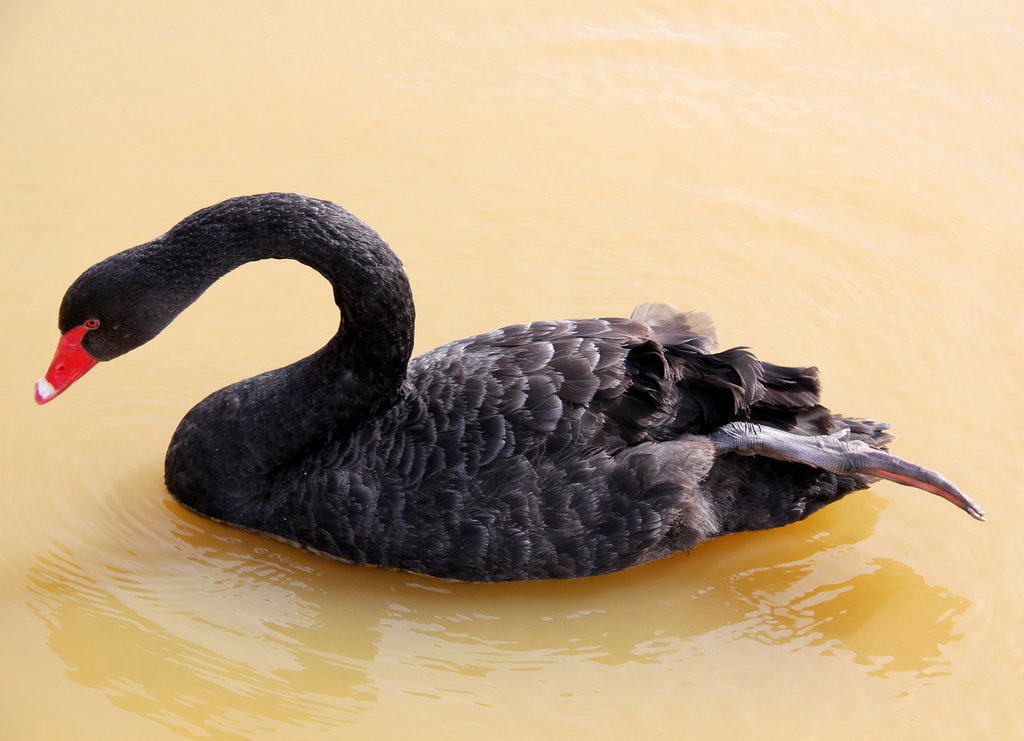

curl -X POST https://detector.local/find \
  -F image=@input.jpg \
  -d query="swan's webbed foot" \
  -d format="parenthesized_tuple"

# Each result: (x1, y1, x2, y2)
(709, 422, 986, 521)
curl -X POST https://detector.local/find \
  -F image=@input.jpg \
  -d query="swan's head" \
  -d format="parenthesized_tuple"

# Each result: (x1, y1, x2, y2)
(35, 244, 185, 404)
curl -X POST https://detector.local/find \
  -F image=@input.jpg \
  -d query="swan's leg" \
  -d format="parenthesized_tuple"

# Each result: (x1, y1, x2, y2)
(709, 422, 985, 521)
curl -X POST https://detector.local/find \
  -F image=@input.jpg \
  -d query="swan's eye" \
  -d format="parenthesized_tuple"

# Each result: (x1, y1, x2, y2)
(84, 318, 100, 329)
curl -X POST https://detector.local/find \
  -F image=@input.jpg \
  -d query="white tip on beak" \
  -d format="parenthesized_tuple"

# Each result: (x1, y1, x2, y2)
(35, 377, 57, 402)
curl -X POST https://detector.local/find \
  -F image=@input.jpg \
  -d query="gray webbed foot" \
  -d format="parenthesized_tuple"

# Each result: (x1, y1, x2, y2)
(710, 422, 985, 521)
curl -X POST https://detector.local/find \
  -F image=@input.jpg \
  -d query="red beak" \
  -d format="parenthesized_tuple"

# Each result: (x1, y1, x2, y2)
(35, 325, 98, 404)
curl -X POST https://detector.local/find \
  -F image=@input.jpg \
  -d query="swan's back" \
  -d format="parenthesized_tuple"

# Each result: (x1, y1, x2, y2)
(244, 312, 783, 580)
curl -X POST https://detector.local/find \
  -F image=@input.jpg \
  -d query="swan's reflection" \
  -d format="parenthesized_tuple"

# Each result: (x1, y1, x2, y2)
(25, 472, 970, 736)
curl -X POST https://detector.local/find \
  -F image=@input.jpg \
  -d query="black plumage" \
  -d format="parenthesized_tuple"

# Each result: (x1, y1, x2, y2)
(36, 193, 984, 582)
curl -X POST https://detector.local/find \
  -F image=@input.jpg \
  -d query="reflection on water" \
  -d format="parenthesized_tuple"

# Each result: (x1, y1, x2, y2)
(27, 504, 383, 736)
(732, 557, 968, 679)
(24, 470, 970, 737)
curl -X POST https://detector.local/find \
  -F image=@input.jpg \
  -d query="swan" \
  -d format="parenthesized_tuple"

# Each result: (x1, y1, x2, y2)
(34, 193, 984, 581)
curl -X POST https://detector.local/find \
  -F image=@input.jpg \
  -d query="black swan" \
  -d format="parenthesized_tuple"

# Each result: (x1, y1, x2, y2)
(34, 193, 984, 581)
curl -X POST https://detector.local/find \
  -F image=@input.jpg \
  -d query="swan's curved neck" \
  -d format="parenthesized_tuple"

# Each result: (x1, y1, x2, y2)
(157, 194, 415, 517)
(164, 194, 415, 389)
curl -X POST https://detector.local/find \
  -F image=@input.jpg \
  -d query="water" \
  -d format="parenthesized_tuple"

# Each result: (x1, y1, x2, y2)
(3, 1, 1023, 738)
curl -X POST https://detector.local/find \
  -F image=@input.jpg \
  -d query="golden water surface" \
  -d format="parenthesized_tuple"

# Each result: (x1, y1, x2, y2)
(3, 1, 1023, 738)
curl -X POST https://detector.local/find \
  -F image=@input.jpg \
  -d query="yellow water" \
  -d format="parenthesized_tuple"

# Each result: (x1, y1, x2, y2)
(3, 1, 1023, 738)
